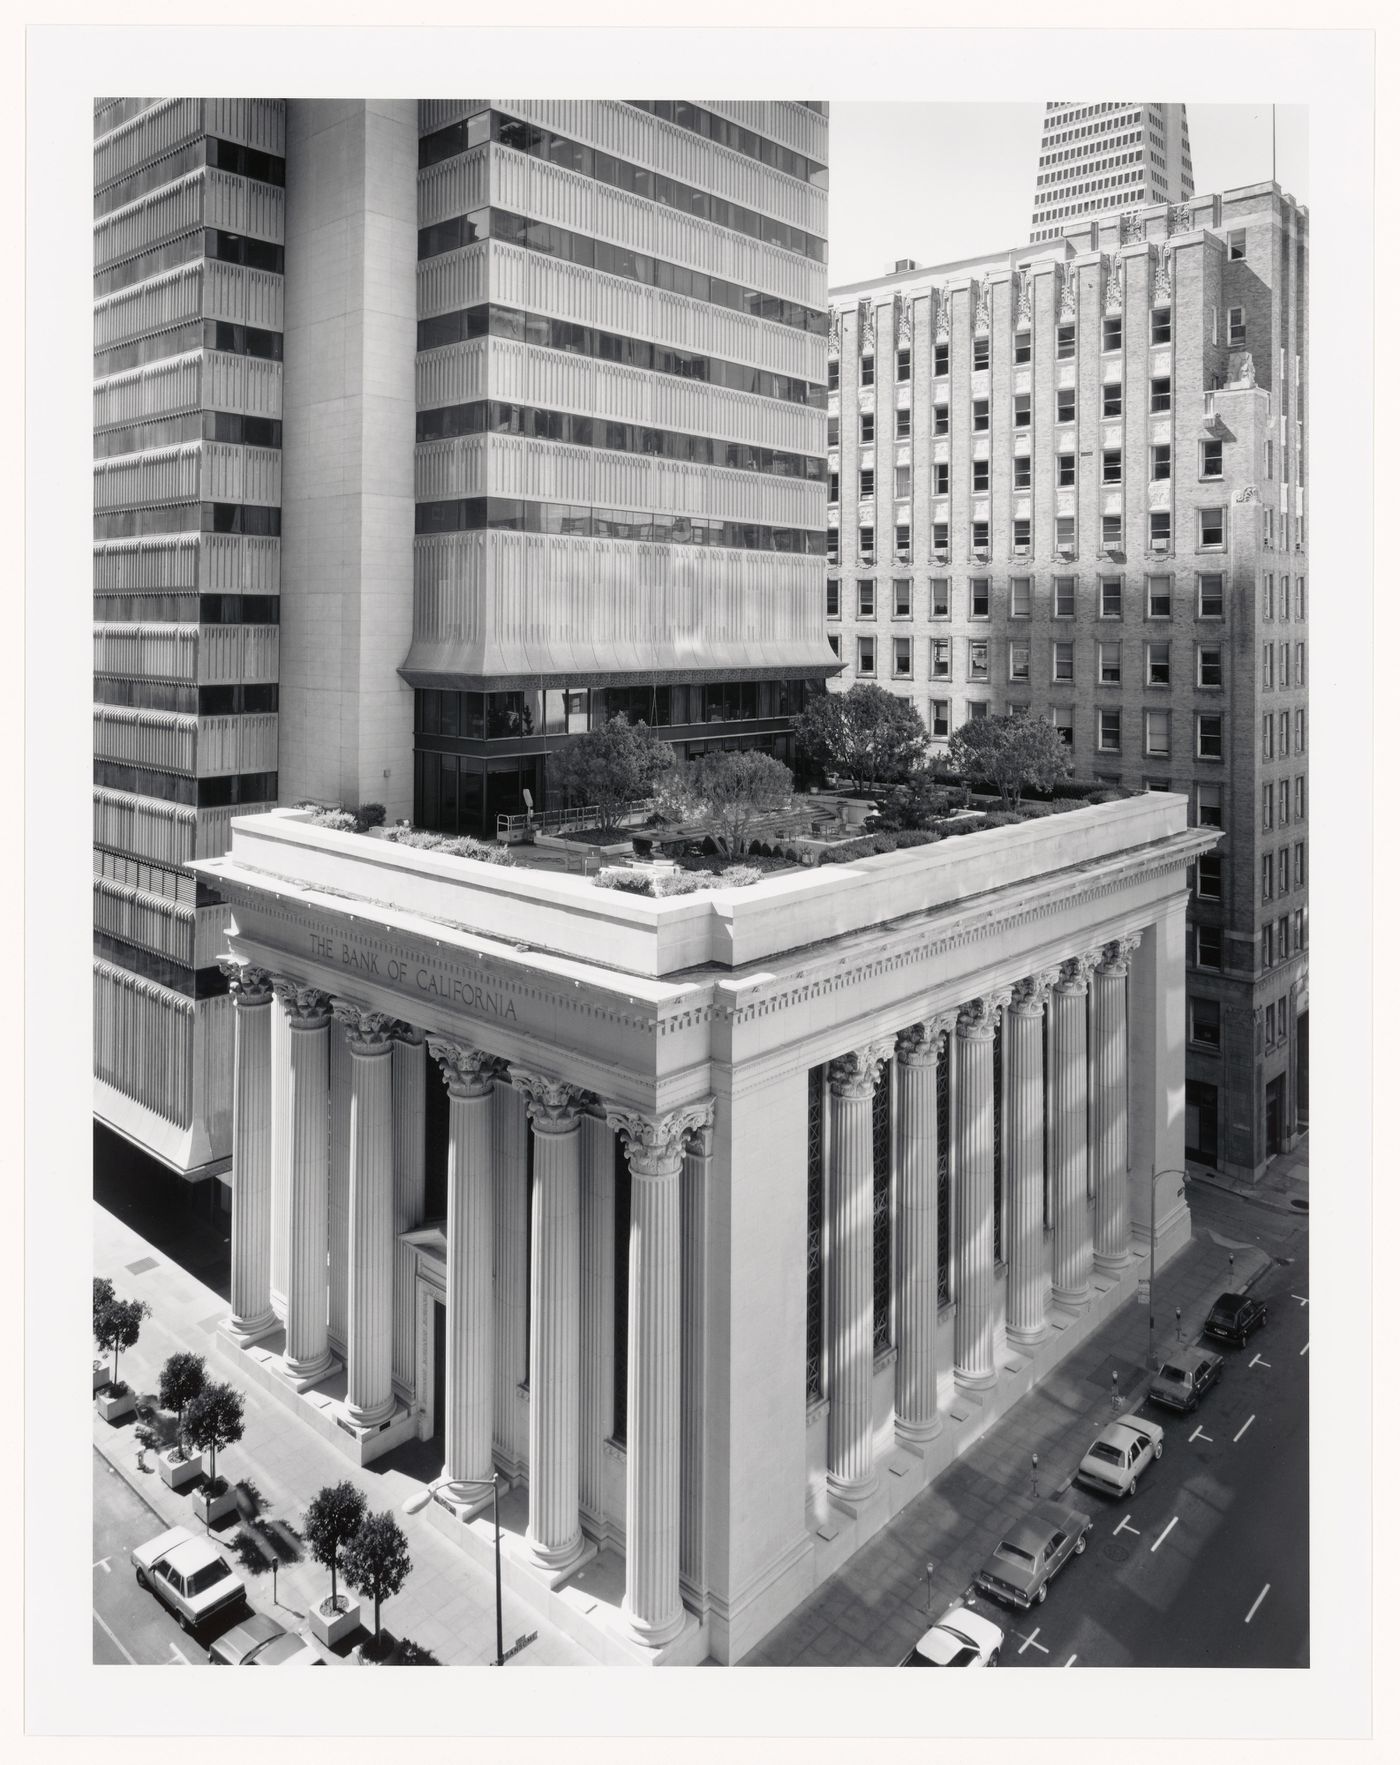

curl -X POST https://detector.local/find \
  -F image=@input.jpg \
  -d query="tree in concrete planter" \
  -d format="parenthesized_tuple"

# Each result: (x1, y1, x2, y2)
(93, 1276, 115, 1331)
(158, 1352, 207, 1457)
(341, 1510, 413, 1646)
(93, 1296, 150, 1396)
(946, 712, 1070, 811)
(183, 1380, 244, 1494)
(548, 715, 676, 837)
(304, 1480, 368, 1615)
(795, 684, 930, 793)
(661, 750, 794, 857)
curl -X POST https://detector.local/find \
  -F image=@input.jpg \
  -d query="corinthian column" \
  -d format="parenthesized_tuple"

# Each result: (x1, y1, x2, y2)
(221, 959, 276, 1345)
(825, 1041, 893, 1503)
(1051, 957, 1092, 1306)
(954, 997, 1006, 1388)
(894, 1018, 954, 1444)
(1091, 937, 1140, 1270)
(607, 1100, 715, 1649)
(391, 1026, 427, 1392)
(429, 1036, 498, 1496)
(1006, 972, 1056, 1343)
(333, 1002, 398, 1430)
(513, 1070, 590, 1577)
(274, 981, 335, 1384)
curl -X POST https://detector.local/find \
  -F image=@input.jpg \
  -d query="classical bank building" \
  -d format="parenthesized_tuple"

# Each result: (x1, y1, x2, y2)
(199, 792, 1212, 1664)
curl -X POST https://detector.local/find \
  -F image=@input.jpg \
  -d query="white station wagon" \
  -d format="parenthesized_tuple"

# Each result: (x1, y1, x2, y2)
(131, 1525, 246, 1633)
(1076, 1415, 1165, 1499)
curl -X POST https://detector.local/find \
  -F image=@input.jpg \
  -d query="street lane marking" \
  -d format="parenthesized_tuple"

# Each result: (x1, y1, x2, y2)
(168, 1642, 190, 1665)
(93, 1609, 137, 1666)
(1017, 1627, 1049, 1656)
(1292, 1294, 1308, 1307)
(1300, 1342, 1309, 1357)
(1249, 1353, 1272, 1369)
(1064, 1654, 1078, 1667)
(1188, 1426, 1213, 1443)
(1234, 1414, 1256, 1443)
(1150, 1516, 1179, 1553)
(1113, 1514, 1140, 1537)
(1245, 1584, 1271, 1624)
(92, 1557, 111, 1574)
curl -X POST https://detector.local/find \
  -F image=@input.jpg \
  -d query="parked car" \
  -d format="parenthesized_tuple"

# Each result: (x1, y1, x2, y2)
(1148, 1344, 1224, 1412)
(208, 1611, 327, 1666)
(1204, 1291, 1270, 1347)
(1076, 1415, 1165, 1499)
(131, 1525, 246, 1633)
(899, 1601, 1004, 1668)
(973, 1498, 1092, 1609)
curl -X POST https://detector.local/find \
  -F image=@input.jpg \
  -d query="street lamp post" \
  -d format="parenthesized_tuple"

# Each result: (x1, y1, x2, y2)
(1147, 1169, 1188, 1376)
(435, 1474, 504, 1666)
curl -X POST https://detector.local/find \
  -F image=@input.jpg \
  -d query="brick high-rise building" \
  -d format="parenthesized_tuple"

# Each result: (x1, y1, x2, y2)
(826, 182, 1308, 1184)
(1030, 102, 1193, 243)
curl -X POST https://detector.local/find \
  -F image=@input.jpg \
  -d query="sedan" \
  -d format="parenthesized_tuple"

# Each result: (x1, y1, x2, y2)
(1204, 1291, 1270, 1346)
(1076, 1415, 1164, 1499)
(131, 1525, 246, 1633)
(1148, 1344, 1224, 1412)
(899, 1602, 1004, 1668)
(208, 1611, 327, 1666)
(973, 1498, 1092, 1610)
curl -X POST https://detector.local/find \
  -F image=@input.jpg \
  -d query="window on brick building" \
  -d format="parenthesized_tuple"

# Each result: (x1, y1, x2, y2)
(1201, 439, 1223, 478)
(1058, 453, 1076, 486)
(1098, 708, 1121, 751)
(1054, 706, 1075, 749)
(1013, 517, 1031, 555)
(895, 463, 911, 499)
(828, 471, 839, 504)
(1150, 511, 1172, 548)
(930, 638, 950, 678)
(1102, 513, 1122, 549)
(1151, 310, 1172, 346)
(1262, 781, 1273, 830)
(859, 525, 875, 561)
(1102, 315, 1122, 352)
(857, 579, 875, 617)
(974, 336, 990, 370)
(1150, 374, 1171, 412)
(1199, 508, 1225, 548)
(968, 640, 990, 681)
(1199, 646, 1223, 688)
(1098, 641, 1121, 684)
(974, 458, 990, 492)
(895, 523, 911, 560)
(932, 520, 949, 556)
(972, 520, 990, 552)
(857, 636, 875, 675)
(933, 341, 949, 376)
(827, 358, 840, 390)
(1144, 708, 1171, 756)
(1014, 330, 1031, 364)
(826, 579, 840, 617)
(827, 530, 839, 563)
(973, 398, 990, 432)
(1196, 925, 1223, 970)
(1228, 229, 1246, 260)
(1054, 640, 1075, 681)
(1199, 574, 1225, 617)
(828, 415, 839, 447)
(893, 637, 911, 677)
(859, 466, 875, 497)
(1196, 782, 1223, 828)
(860, 354, 874, 387)
(1009, 576, 1031, 617)
(1014, 454, 1031, 490)
(1099, 577, 1122, 618)
(933, 403, 948, 436)
(1152, 443, 1172, 481)
(1262, 852, 1273, 899)
(1103, 382, 1122, 418)
(1009, 640, 1030, 681)
(1197, 712, 1224, 759)
(1148, 576, 1172, 618)
(1196, 853, 1223, 900)
(933, 461, 949, 496)
(970, 579, 990, 618)
(896, 407, 911, 440)
(1057, 388, 1076, 423)
(930, 578, 950, 618)
(1189, 998, 1221, 1049)
(896, 348, 911, 382)
(1015, 392, 1031, 428)
(1057, 323, 1076, 359)
(893, 578, 911, 618)
(929, 698, 950, 737)
(860, 412, 874, 443)
(1103, 447, 1122, 484)
(1228, 307, 1246, 348)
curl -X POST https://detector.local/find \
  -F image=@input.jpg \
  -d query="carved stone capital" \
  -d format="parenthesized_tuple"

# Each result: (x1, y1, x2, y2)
(957, 995, 1008, 1040)
(331, 999, 399, 1054)
(1093, 933, 1142, 979)
(271, 978, 332, 1028)
(392, 1022, 426, 1048)
(896, 1017, 954, 1066)
(606, 1099, 716, 1181)
(220, 957, 274, 1006)
(1056, 956, 1092, 996)
(1009, 969, 1059, 1016)
(511, 1068, 591, 1133)
(428, 1035, 499, 1098)
(827, 1040, 894, 1098)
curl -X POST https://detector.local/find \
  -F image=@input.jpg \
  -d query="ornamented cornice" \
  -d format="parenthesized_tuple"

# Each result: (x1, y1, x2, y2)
(1056, 955, 1092, 995)
(827, 304, 841, 352)
(973, 279, 991, 335)
(957, 994, 1008, 1039)
(895, 1016, 955, 1065)
(270, 977, 332, 1027)
(1120, 210, 1144, 245)
(1167, 202, 1193, 237)
(934, 286, 951, 342)
(606, 1099, 716, 1179)
(1152, 250, 1172, 305)
(827, 1040, 895, 1098)
(1009, 969, 1059, 1015)
(332, 998, 399, 1053)
(511, 1068, 591, 1133)
(1057, 266, 1076, 322)
(427, 1034, 500, 1098)
(1233, 483, 1260, 503)
(1015, 270, 1033, 328)
(219, 957, 274, 1005)
(894, 290, 912, 346)
(858, 297, 875, 354)
(1103, 255, 1123, 315)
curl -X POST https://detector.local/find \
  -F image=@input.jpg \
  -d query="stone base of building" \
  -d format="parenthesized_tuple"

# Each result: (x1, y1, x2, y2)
(214, 1330, 419, 1466)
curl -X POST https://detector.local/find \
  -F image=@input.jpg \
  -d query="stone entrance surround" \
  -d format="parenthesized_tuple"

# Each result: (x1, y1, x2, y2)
(198, 795, 1214, 1664)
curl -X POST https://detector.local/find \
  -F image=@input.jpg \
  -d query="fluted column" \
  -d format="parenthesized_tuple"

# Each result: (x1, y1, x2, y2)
(334, 1002, 397, 1429)
(608, 1100, 715, 1649)
(825, 1041, 892, 1503)
(1091, 937, 1140, 1270)
(513, 1070, 590, 1577)
(1051, 957, 1093, 1306)
(1006, 972, 1056, 1343)
(894, 1019, 954, 1444)
(222, 960, 276, 1344)
(269, 1000, 290, 1320)
(391, 1027, 427, 1392)
(429, 1037, 498, 1492)
(678, 1125, 711, 1606)
(954, 997, 1006, 1388)
(274, 981, 334, 1383)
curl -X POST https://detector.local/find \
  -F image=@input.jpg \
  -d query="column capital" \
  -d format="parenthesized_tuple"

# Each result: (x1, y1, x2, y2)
(896, 1016, 956, 1065)
(331, 999, 399, 1054)
(391, 1022, 426, 1048)
(220, 957, 274, 1006)
(1055, 956, 1093, 996)
(607, 1100, 716, 1180)
(828, 1039, 895, 1098)
(957, 994, 1009, 1040)
(1092, 933, 1142, 977)
(512, 1068, 591, 1133)
(429, 1035, 500, 1099)
(1008, 969, 1059, 1015)
(271, 977, 333, 1027)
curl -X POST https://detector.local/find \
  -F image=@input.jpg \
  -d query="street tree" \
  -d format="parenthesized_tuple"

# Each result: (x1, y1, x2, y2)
(548, 715, 676, 836)
(94, 1296, 150, 1393)
(341, 1510, 413, 1642)
(183, 1381, 245, 1491)
(795, 684, 929, 792)
(662, 749, 793, 855)
(303, 1480, 368, 1612)
(946, 712, 1070, 809)
(158, 1352, 208, 1449)
(93, 1276, 115, 1334)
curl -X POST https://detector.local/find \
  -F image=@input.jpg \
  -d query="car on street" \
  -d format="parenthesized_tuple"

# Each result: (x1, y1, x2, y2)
(899, 1601, 1004, 1667)
(1075, 1414, 1165, 1499)
(1203, 1290, 1270, 1346)
(131, 1525, 246, 1633)
(972, 1497, 1092, 1609)
(1148, 1344, 1224, 1412)
(208, 1611, 328, 1666)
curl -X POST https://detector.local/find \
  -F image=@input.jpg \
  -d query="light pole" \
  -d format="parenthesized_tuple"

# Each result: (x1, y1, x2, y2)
(436, 1474, 504, 1666)
(1147, 1169, 1188, 1375)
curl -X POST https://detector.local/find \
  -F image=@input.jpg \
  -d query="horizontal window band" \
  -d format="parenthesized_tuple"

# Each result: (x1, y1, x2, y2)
(92, 594, 280, 624)
(93, 411, 283, 456)
(93, 504, 282, 540)
(93, 679, 280, 714)
(625, 100, 827, 183)
(95, 317, 283, 377)
(93, 227, 285, 297)
(92, 760, 279, 808)
(414, 495, 825, 554)
(94, 134, 286, 214)
(92, 931, 229, 1000)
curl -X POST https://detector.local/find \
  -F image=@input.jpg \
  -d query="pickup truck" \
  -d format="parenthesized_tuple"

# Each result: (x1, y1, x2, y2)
(131, 1526, 246, 1633)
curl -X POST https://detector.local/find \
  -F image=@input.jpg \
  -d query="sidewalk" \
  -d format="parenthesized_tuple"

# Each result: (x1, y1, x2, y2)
(92, 1203, 591, 1667)
(741, 1221, 1279, 1667)
(1189, 1131, 1310, 1216)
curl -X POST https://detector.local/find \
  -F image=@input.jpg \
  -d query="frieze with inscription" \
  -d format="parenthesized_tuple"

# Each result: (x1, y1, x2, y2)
(304, 931, 518, 1022)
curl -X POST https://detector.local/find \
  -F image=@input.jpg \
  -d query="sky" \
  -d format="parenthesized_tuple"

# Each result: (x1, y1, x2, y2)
(827, 103, 1309, 288)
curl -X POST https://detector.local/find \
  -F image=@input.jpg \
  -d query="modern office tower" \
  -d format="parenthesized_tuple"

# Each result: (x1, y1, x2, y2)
(93, 99, 287, 1181)
(1030, 103, 1193, 243)
(93, 99, 833, 1177)
(827, 182, 1308, 1184)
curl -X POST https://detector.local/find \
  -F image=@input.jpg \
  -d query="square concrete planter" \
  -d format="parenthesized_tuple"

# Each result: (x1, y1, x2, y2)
(190, 1481, 241, 1525)
(309, 1596, 361, 1648)
(96, 1387, 136, 1423)
(92, 1359, 112, 1393)
(159, 1449, 203, 1493)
